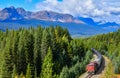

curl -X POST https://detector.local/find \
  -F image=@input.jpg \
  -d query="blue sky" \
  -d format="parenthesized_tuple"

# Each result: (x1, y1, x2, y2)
(0, 0, 45, 11)
(0, 0, 62, 11)
(0, 0, 120, 24)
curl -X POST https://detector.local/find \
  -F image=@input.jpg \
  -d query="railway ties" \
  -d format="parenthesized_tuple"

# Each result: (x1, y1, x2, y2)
(85, 73, 93, 78)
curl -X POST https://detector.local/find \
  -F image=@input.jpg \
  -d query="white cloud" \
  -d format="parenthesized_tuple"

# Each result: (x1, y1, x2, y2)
(108, 7, 120, 14)
(35, 0, 120, 24)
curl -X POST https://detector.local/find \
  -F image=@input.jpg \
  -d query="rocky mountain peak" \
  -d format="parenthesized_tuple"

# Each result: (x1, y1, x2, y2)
(16, 7, 26, 14)
(9, 6, 15, 9)
(1, 6, 16, 13)
(0, 6, 23, 20)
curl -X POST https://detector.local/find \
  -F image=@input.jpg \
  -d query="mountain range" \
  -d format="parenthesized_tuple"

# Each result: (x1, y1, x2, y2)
(0, 6, 83, 23)
(0, 6, 120, 37)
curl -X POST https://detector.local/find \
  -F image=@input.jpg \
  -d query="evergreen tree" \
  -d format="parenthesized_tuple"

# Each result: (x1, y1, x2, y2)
(11, 31, 19, 66)
(24, 30, 34, 76)
(19, 72, 24, 78)
(24, 30, 34, 64)
(48, 26, 56, 50)
(26, 64, 32, 78)
(40, 47, 53, 78)
(41, 28, 50, 62)
(17, 30, 26, 74)
(34, 68, 37, 78)
(12, 65, 17, 78)
(59, 66, 69, 78)
(34, 27, 42, 76)
(1, 39, 13, 78)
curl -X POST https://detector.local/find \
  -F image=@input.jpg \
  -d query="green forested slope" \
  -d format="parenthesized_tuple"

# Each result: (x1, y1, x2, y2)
(0, 26, 91, 78)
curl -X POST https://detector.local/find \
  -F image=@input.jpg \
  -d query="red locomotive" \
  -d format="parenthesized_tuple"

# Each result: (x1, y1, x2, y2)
(86, 62, 98, 74)
(86, 48, 102, 74)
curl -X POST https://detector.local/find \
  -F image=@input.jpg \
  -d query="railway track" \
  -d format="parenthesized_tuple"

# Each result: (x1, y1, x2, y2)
(85, 73, 93, 78)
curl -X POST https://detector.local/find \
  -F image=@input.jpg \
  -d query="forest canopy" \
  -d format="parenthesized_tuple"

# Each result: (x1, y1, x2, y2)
(0, 26, 91, 78)
(0, 26, 120, 78)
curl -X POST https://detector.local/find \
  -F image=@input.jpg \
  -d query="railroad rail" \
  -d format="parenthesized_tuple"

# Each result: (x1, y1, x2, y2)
(85, 73, 93, 78)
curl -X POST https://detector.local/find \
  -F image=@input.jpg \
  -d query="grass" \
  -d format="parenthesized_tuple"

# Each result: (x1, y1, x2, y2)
(101, 56, 117, 78)
(116, 74, 120, 78)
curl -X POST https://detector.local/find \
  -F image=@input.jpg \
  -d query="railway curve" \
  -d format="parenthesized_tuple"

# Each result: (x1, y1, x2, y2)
(79, 56, 110, 78)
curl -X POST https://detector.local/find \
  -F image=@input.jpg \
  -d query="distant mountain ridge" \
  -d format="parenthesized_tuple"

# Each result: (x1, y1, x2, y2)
(78, 17, 120, 27)
(0, 6, 120, 37)
(0, 6, 83, 23)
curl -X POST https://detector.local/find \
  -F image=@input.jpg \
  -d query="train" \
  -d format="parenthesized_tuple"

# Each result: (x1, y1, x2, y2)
(86, 48, 103, 74)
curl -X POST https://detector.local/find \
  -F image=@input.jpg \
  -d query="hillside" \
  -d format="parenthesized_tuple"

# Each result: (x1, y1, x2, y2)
(0, 26, 120, 77)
